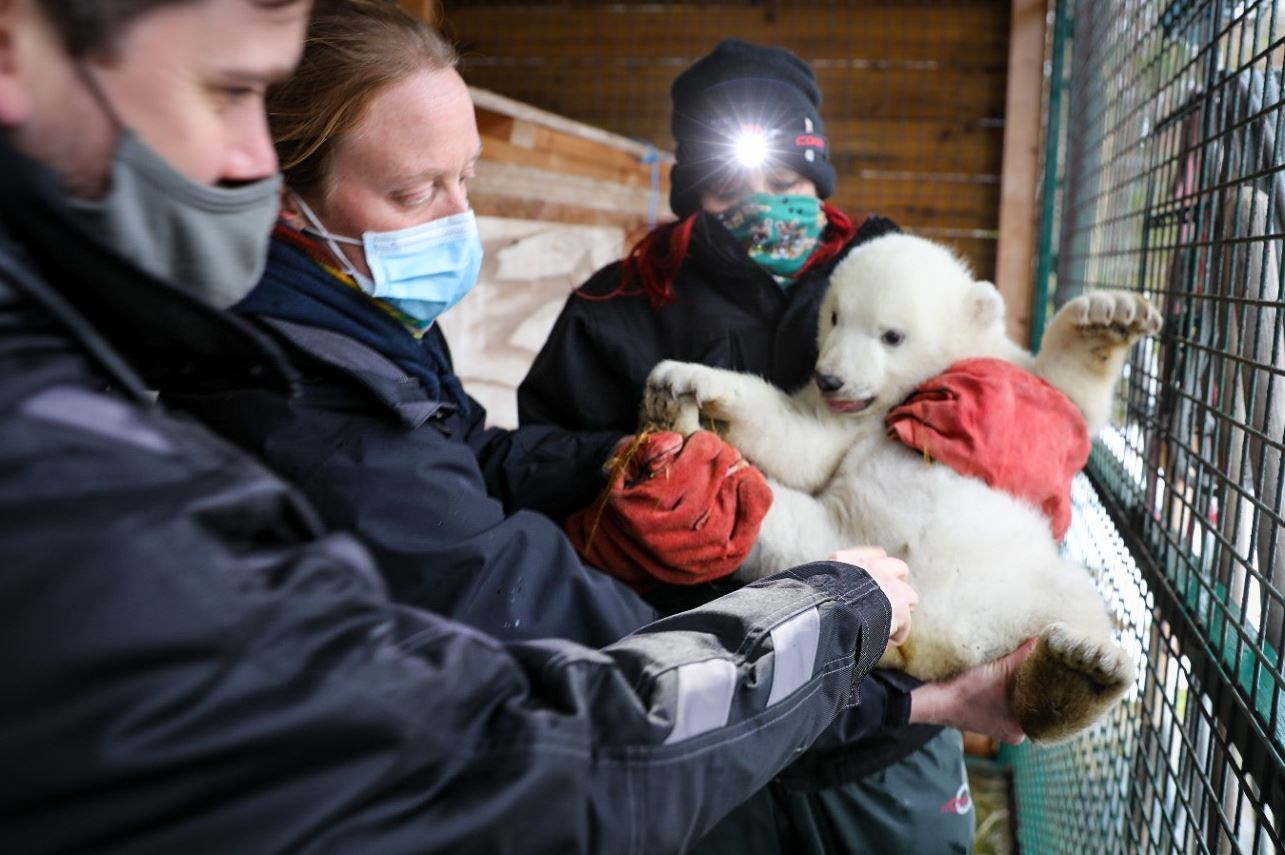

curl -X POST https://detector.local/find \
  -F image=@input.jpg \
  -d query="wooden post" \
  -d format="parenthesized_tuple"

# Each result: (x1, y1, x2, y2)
(995, 0, 1048, 347)
(396, 0, 442, 26)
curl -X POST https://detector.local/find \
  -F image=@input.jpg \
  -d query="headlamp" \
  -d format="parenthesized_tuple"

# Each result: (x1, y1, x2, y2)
(711, 116, 782, 172)
(733, 126, 770, 169)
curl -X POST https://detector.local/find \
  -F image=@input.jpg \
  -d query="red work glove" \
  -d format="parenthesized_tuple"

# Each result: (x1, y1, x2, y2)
(886, 358, 1091, 540)
(566, 431, 773, 592)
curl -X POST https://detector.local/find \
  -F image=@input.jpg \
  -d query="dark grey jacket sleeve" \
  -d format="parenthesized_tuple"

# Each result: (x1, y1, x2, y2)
(1, 384, 893, 855)
(171, 382, 658, 649)
(463, 395, 625, 524)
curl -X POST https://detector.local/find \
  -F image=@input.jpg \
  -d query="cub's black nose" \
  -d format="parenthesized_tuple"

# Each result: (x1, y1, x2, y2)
(814, 371, 844, 393)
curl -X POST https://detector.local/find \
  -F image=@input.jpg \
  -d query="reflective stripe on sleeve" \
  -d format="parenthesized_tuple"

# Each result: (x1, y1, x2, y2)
(766, 606, 821, 708)
(663, 658, 737, 745)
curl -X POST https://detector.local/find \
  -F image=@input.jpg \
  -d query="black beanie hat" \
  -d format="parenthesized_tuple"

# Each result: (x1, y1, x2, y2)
(669, 38, 836, 218)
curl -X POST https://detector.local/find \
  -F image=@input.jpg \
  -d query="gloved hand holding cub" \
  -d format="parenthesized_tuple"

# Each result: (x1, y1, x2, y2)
(565, 430, 772, 591)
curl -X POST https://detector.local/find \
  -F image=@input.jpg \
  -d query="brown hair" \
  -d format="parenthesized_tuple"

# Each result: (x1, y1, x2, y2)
(267, 0, 458, 201)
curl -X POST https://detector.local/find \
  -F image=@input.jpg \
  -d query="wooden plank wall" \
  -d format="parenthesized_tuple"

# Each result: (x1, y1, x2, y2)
(469, 87, 673, 232)
(441, 0, 1010, 280)
(995, 0, 1045, 345)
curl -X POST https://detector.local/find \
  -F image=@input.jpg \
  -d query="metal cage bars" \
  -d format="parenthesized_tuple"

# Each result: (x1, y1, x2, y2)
(1013, 0, 1285, 851)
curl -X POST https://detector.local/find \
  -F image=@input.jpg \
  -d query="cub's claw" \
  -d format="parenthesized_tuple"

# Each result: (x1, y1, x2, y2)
(642, 360, 743, 434)
(1043, 623, 1134, 690)
(1063, 292, 1162, 345)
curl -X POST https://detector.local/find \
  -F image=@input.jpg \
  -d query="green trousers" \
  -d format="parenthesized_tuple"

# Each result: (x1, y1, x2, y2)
(691, 729, 975, 854)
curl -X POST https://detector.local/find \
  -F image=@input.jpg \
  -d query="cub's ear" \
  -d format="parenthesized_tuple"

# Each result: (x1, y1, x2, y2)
(968, 280, 1006, 328)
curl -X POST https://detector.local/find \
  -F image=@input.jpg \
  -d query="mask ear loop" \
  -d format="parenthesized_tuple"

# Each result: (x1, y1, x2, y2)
(289, 190, 376, 294)
(73, 62, 126, 132)
(72, 63, 128, 201)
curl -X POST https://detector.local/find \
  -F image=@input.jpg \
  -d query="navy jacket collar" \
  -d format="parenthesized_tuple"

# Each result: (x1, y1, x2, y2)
(684, 213, 788, 319)
(238, 237, 469, 415)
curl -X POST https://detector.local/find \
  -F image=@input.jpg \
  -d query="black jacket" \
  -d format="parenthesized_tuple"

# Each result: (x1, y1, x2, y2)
(519, 212, 942, 783)
(520, 213, 901, 433)
(169, 235, 654, 648)
(0, 140, 898, 854)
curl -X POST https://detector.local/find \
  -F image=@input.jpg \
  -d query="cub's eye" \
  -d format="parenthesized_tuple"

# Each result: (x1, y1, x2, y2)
(881, 330, 905, 346)
(830, 310, 838, 326)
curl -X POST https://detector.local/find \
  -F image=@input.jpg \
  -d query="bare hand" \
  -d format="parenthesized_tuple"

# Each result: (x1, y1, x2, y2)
(907, 638, 1038, 744)
(829, 546, 917, 646)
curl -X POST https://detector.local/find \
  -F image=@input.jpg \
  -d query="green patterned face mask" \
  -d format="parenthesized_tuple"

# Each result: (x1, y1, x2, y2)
(717, 193, 824, 285)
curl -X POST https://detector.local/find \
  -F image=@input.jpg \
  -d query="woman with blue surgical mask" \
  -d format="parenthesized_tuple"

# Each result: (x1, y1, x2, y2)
(164, 0, 772, 653)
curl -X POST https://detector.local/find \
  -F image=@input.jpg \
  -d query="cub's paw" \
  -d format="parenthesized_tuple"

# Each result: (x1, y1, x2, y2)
(638, 386, 702, 435)
(641, 360, 746, 432)
(1013, 622, 1135, 742)
(1042, 622, 1135, 690)
(1062, 292, 1162, 347)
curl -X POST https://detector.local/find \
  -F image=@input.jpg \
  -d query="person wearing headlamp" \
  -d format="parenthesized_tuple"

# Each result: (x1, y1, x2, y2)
(520, 37, 1078, 854)
(667, 49, 851, 290)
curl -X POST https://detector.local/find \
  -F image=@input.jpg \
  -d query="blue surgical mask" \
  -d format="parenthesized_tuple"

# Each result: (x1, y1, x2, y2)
(293, 192, 484, 332)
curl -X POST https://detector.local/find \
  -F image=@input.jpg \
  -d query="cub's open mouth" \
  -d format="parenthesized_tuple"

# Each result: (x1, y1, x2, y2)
(825, 396, 876, 414)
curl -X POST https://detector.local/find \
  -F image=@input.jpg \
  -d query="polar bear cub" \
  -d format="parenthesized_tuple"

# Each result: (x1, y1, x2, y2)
(642, 233, 1162, 741)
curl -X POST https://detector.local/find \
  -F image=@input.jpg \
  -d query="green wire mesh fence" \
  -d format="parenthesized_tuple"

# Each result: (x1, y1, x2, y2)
(1014, 0, 1285, 851)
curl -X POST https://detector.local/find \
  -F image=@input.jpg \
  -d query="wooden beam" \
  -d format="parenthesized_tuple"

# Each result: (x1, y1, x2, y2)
(471, 87, 669, 164)
(841, 174, 1000, 231)
(827, 119, 1005, 175)
(994, 0, 1047, 347)
(469, 195, 654, 232)
(478, 133, 664, 190)
(473, 86, 672, 195)
(461, 65, 1009, 127)
(471, 161, 666, 220)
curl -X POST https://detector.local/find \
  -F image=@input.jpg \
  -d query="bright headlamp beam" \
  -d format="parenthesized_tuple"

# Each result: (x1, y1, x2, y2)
(733, 128, 769, 169)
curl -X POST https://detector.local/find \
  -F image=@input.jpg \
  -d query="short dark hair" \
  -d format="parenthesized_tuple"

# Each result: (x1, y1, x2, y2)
(36, 0, 303, 59)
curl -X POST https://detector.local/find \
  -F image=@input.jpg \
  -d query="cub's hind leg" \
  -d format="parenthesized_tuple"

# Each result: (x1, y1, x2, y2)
(1012, 621, 1134, 741)
(999, 555, 1134, 741)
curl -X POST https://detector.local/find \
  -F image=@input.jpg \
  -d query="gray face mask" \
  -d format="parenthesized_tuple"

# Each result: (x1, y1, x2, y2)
(65, 64, 281, 309)
(67, 130, 282, 309)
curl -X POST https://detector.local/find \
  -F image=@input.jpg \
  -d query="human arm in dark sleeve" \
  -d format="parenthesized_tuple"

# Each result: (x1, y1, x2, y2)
(779, 628, 1040, 789)
(775, 668, 943, 790)
(191, 386, 658, 648)
(0, 405, 896, 855)
(462, 395, 625, 524)
(462, 263, 656, 520)
(642, 572, 940, 788)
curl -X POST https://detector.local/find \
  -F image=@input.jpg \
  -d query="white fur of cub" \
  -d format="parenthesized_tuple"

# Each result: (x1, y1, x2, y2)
(642, 233, 1162, 740)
